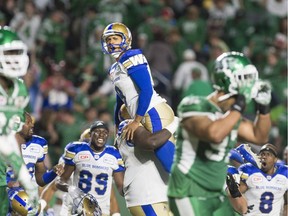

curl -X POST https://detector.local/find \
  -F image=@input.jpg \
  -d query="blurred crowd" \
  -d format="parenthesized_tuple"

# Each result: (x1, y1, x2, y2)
(0, 0, 286, 165)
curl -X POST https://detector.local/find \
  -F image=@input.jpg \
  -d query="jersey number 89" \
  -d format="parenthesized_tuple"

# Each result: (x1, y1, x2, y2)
(79, 170, 108, 195)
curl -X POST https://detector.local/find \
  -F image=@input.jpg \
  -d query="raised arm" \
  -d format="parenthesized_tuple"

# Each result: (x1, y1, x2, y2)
(226, 173, 249, 215)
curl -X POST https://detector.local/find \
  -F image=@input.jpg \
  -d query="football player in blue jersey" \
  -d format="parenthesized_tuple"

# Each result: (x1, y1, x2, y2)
(115, 115, 178, 216)
(7, 112, 64, 215)
(41, 128, 121, 216)
(56, 121, 125, 216)
(101, 22, 175, 172)
(226, 144, 288, 216)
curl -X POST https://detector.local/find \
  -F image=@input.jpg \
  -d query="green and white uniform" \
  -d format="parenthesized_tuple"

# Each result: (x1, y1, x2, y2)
(0, 160, 8, 215)
(0, 79, 27, 214)
(0, 78, 33, 190)
(168, 95, 239, 216)
(0, 78, 29, 135)
(0, 26, 39, 214)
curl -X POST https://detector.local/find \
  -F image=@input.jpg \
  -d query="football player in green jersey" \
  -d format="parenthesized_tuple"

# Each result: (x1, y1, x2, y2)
(0, 26, 39, 214)
(0, 160, 9, 215)
(168, 52, 272, 216)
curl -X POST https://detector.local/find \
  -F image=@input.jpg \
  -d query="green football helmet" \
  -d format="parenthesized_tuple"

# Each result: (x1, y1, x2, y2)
(0, 26, 29, 78)
(213, 51, 258, 102)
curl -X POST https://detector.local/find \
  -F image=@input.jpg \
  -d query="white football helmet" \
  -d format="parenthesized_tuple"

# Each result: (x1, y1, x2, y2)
(213, 51, 259, 102)
(0, 26, 29, 78)
(101, 22, 132, 58)
(72, 193, 102, 216)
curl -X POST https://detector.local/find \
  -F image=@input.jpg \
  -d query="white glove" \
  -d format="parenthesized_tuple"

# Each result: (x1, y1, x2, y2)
(164, 116, 179, 134)
(253, 80, 272, 105)
(68, 186, 84, 200)
(27, 200, 46, 216)
(25, 181, 40, 215)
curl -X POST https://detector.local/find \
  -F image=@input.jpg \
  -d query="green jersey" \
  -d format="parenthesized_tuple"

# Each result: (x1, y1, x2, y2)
(0, 159, 6, 186)
(0, 78, 29, 135)
(168, 95, 240, 198)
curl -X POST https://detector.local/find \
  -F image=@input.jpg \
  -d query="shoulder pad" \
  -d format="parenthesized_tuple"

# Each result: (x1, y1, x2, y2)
(119, 49, 143, 63)
(239, 163, 258, 179)
(177, 96, 212, 117)
(104, 145, 122, 158)
(119, 49, 147, 70)
(30, 135, 47, 146)
(227, 165, 239, 175)
(15, 78, 28, 95)
(276, 164, 288, 177)
(65, 142, 88, 153)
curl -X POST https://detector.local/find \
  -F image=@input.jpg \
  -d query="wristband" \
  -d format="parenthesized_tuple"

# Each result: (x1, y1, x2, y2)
(231, 95, 246, 114)
(164, 117, 179, 134)
(257, 104, 270, 115)
(112, 213, 121, 216)
(231, 104, 244, 113)
(42, 170, 57, 184)
(230, 188, 242, 198)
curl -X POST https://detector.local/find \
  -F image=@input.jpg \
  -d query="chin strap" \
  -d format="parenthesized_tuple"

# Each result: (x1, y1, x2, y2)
(111, 52, 122, 59)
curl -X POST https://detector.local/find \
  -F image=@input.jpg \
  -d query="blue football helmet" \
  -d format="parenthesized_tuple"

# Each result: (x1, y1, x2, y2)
(7, 187, 33, 215)
(101, 22, 132, 58)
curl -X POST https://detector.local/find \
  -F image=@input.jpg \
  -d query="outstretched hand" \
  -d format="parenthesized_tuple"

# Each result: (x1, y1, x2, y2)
(53, 163, 64, 176)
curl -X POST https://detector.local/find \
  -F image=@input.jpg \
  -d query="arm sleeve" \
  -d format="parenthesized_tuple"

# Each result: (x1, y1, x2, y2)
(114, 94, 124, 126)
(129, 65, 153, 116)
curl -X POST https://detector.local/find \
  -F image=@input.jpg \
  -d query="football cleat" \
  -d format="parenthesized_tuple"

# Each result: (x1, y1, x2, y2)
(236, 144, 261, 168)
(229, 148, 244, 164)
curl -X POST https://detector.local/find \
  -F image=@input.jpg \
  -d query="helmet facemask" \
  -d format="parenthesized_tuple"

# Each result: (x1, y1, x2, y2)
(101, 23, 132, 59)
(0, 40, 29, 78)
(73, 193, 102, 216)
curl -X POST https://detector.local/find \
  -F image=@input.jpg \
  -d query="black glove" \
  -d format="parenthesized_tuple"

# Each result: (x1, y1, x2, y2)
(247, 205, 255, 213)
(256, 103, 270, 115)
(226, 173, 242, 198)
(231, 94, 246, 113)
